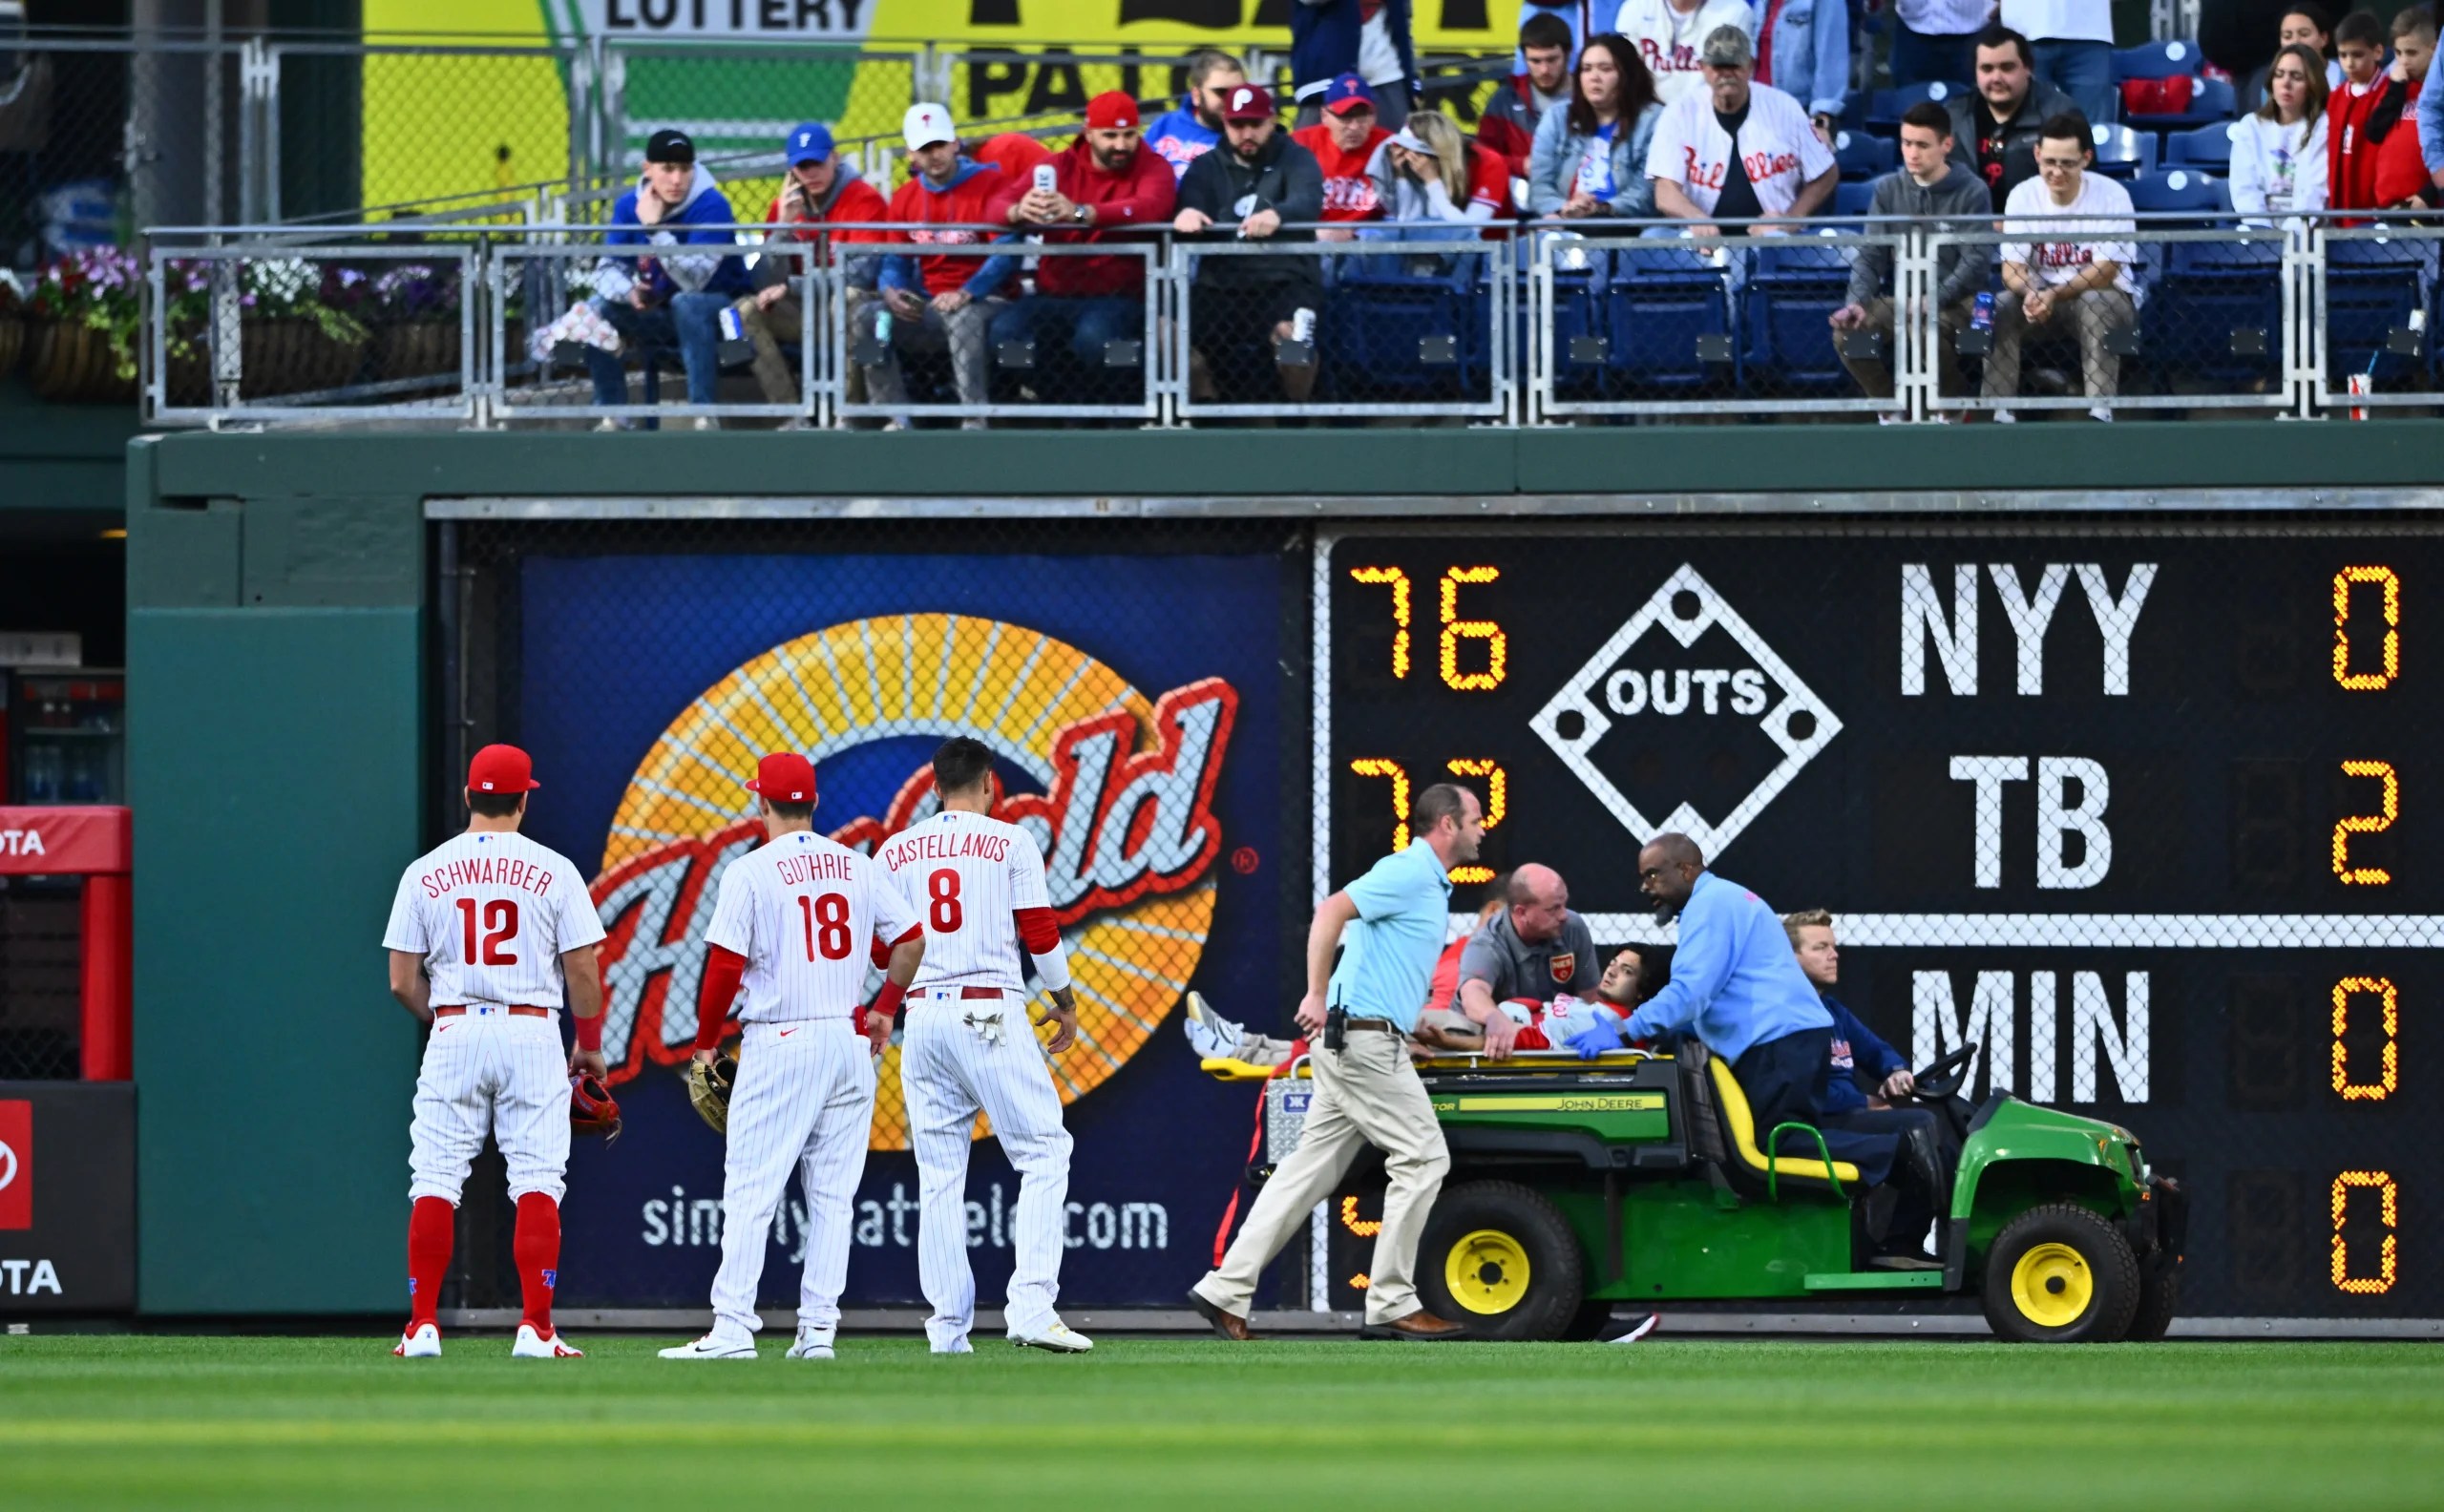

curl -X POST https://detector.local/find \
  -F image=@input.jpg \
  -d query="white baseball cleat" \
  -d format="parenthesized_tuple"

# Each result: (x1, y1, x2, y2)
(512, 1324, 583, 1358)
(1008, 1319, 1094, 1353)
(929, 1336, 973, 1355)
(393, 1323, 441, 1358)
(784, 1329, 835, 1361)
(1182, 992, 1245, 1060)
(658, 1333, 757, 1360)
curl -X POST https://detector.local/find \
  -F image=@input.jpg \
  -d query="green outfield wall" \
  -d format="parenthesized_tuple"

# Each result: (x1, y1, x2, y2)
(125, 421, 2444, 1314)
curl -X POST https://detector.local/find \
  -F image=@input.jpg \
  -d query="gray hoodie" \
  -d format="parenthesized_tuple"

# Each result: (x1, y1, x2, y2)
(1844, 161, 1994, 310)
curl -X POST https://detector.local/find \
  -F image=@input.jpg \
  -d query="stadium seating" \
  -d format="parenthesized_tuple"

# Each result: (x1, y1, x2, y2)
(1865, 80, 1967, 129)
(1741, 235, 1858, 391)
(2140, 239, 2285, 390)
(1833, 179, 1877, 218)
(2090, 122, 2159, 179)
(2125, 168, 2232, 216)
(1321, 253, 1485, 400)
(1835, 130, 1897, 181)
(2320, 238, 2436, 388)
(2112, 38, 2206, 80)
(2123, 74, 2237, 131)
(1600, 243, 1737, 392)
(2162, 124, 2235, 173)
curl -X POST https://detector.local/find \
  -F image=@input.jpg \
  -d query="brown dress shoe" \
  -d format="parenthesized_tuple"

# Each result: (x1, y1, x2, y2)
(1361, 1309, 1466, 1340)
(1190, 1290, 1255, 1341)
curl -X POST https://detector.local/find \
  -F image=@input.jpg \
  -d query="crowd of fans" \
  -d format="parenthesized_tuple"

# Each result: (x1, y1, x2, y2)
(552, 1, 2442, 427)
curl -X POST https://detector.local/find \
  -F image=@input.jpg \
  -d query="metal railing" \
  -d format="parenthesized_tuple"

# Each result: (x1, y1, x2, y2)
(132, 213, 2441, 429)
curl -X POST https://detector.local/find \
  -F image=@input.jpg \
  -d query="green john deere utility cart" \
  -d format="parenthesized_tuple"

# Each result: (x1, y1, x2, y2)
(1214, 1040, 2186, 1343)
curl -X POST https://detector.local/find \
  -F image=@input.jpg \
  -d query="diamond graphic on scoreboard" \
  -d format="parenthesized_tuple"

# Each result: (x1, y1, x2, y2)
(1528, 564, 1842, 859)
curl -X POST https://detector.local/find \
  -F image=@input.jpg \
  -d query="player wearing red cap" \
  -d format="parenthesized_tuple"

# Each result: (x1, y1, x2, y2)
(996, 91, 1179, 400)
(383, 745, 608, 1360)
(659, 754, 927, 1361)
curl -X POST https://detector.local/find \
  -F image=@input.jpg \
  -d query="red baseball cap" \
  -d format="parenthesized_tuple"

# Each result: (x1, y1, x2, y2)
(1220, 82, 1275, 121)
(467, 744, 540, 794)
(1085, 91, 1141, 131)
(746, 752, 817, 803)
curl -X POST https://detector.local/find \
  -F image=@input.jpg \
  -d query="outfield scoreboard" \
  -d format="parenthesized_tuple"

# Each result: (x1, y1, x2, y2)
(1318, 525, 2431, 1317)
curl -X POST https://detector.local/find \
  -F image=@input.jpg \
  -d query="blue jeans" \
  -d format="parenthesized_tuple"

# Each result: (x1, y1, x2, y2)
(2032, 38, 2116, 124)
(584, 290, 728, 407)
(1889, 23, 1977, 90)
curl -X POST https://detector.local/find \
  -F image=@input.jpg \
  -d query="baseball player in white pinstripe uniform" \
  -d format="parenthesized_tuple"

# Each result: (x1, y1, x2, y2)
(662, 753, 928, 1362)
(384, 744, 608, 1361)
(875, 736, 1091, 1354)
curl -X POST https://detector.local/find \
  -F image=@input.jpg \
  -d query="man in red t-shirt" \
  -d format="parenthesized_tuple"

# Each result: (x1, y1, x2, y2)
(857, 102, 1023, 427)
(734, 121, 889, 420)
(1292, 73, 1393, 239)
(995, 92, 1178, 402)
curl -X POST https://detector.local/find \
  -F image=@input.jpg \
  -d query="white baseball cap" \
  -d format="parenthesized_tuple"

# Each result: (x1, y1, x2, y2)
(904, 103, 956, 152)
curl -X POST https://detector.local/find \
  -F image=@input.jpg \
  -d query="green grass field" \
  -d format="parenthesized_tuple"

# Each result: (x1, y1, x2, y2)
(3, 1334, 2441, 1509)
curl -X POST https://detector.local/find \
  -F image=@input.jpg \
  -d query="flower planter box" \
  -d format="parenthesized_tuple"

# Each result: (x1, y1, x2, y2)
(238, 317, 367, 398)
(372, 320, 462, 384)
(26, 319, 137, 404)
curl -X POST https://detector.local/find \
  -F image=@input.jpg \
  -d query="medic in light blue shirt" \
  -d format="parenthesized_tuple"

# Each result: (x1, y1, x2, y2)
(1569, 832, 1834, 1138)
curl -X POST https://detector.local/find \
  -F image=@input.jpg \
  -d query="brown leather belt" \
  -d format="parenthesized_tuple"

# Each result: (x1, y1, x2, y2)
(434, 1004, 549, 1018)
(1344, 1017, 1400, 1034)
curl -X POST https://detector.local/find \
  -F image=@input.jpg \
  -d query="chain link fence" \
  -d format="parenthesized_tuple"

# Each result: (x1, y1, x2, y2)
(134, 213, 2442, 428)
(0, 884, 79, 1081)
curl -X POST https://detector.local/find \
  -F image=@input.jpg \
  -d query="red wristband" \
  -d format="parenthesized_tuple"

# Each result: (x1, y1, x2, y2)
(574, 1013, 603, 1052)
(870, 979, 906, 1024)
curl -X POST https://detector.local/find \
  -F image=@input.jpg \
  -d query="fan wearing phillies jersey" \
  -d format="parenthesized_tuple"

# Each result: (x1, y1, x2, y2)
(1294, 73, 1394, 235)
(1609, 0, 1759, 107)
(660, 753, 926, 1363)
(384, 744, 607, 1361)
(1648, 24, 1837, 229)
(875, 735, 1091, 1354)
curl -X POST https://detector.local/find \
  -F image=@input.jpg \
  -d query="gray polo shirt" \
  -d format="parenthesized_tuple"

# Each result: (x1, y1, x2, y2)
(1457, 909, 1599, 1009)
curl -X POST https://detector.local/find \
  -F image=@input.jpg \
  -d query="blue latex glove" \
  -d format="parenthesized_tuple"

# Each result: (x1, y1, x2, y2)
(1566, 1018, 1623, 1060)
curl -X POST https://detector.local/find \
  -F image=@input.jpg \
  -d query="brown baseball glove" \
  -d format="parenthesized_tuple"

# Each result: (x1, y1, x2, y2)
(686, 1052, 738, 1135)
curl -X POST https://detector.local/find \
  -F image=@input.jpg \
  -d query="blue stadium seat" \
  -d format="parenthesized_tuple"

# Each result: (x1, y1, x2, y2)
(1867, 80, 1968, 127)
(2090, 123, 2159, 179)
(1833, 179, 1878, 218)
(2123, 75, 2237, 131)
(2141, 239, 2285, 389)
(1322, 253, 1485, 400)
(2322, 239, 2437, 388)
(2112, 39, 2206, 81)
(1600, 244, 1738, 392)
(1835, 131, 1897, 181)
(2124, 168, 2232, 216)
(1741, 235, 1859, 391)
(2162, 124, 2235, 173)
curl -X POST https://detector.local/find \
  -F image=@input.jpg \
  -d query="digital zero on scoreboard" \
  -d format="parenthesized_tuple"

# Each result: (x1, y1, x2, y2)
(1317, 523, 2431, 1318)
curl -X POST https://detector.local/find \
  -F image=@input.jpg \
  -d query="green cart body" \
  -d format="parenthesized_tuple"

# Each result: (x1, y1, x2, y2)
(1256, 1047, 2187, 1341)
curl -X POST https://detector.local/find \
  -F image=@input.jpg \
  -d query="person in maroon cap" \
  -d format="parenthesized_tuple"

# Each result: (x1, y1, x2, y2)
(994, 90, 1179, 404)
(382, 744, 609, 1361)
(1172, 83, 1327, 406)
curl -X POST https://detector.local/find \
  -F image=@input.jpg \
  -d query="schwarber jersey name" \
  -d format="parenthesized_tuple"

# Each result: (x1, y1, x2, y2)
(385, 830, 606, 1009)
(704, 830, 919, 1023)
(879, 810, 1052, 994)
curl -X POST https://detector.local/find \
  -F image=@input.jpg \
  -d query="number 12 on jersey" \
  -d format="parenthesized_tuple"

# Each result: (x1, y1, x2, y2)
(455, 897, 519, 965)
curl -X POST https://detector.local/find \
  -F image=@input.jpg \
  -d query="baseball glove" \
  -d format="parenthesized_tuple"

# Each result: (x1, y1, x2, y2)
(569, 1073, 622, 1144)
(687, 1053, 739, 1135)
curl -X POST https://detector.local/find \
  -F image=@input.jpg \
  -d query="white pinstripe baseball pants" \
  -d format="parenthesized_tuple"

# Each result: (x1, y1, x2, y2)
(709, 1018, 877, 1340)
(900, 989, 1073, 1345)
(409, 1007, 569, 1206)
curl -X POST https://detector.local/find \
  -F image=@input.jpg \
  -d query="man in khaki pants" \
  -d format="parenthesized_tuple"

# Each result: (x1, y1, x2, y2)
(1190, 783, 1484, 1341)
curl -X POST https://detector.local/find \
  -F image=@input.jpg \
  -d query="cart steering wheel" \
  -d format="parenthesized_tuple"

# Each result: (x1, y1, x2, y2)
(1908, 1040, 1980, 1101)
